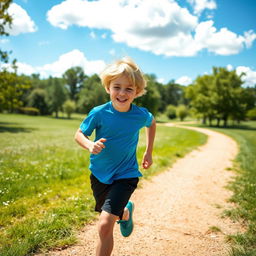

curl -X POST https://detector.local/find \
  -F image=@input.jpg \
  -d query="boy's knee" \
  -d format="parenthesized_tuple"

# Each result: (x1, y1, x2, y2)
(98, 220, 111, 237)
(98, 213, 117, 238)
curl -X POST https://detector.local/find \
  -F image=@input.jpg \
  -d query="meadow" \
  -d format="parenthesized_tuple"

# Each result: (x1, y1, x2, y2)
(0, 113, 207, 256)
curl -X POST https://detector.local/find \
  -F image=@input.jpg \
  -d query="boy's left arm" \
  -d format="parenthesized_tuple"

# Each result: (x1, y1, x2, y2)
(142, 118, 156, 169)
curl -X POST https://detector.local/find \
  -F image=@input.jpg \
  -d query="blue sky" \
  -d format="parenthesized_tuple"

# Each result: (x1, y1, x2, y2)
(1, 0, 256, 86)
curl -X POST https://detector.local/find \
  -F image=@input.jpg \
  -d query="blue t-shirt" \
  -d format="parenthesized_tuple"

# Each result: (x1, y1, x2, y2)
(80, 101, 153, 184)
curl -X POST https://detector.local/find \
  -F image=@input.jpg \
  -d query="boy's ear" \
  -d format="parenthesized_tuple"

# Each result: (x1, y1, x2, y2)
(105, 86, 110, 94)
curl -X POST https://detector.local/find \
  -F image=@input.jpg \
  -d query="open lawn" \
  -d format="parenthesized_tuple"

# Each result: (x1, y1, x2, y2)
(0, 113, 206, 256)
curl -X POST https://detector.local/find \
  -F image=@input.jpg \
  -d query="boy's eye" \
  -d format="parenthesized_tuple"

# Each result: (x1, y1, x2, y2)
(126, 88, 134, 92)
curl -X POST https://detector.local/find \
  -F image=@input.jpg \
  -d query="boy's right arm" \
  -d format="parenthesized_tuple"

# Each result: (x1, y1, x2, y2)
(74, 128, 106, 154)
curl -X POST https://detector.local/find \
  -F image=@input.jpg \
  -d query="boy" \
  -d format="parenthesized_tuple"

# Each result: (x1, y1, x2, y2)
(74, 57, 156, 256)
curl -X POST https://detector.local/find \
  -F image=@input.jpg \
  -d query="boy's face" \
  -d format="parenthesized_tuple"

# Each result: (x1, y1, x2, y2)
(106, 74, 138, 112)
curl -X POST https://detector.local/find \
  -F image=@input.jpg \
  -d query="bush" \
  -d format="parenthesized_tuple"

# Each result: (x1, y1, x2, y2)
(165, 105, 176, 119)
(176, 105, 189, 121)
(18, 107, 40, 116)
(247, 108, 256, 120)
(63, 100, 76, 119)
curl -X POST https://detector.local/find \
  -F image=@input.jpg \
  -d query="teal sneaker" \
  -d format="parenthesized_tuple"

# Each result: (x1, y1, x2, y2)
(117, 201, 135, 237)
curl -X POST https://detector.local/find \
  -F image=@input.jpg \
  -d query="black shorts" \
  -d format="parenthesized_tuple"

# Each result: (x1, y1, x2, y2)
(90, 174, 139, 219)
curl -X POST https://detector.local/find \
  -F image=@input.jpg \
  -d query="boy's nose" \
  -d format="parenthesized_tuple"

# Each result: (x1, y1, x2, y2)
(119, 89, 126, 95)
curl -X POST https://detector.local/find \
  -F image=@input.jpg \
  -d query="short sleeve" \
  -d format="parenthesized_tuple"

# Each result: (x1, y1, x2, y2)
(144, 110, 153, 127)
(80, 108, 98, 136)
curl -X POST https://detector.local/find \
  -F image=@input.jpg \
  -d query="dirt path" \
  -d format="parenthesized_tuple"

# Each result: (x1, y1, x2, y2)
(41, 125, 242, 256)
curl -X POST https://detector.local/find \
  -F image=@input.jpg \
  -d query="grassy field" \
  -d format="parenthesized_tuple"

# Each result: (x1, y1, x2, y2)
(0, 113, 207, 256)
(190, 121, 256, 256)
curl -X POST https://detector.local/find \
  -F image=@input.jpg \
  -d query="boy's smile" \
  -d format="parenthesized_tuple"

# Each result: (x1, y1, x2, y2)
(106, 74, 138, 112)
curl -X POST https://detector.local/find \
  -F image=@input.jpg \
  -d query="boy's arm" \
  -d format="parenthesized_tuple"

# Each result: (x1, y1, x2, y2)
(74, 128, 106, 154)
(142, 119, 156, 169)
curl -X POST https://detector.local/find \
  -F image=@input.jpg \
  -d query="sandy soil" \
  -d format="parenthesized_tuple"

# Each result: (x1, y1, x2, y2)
(39, 125, 243, 256)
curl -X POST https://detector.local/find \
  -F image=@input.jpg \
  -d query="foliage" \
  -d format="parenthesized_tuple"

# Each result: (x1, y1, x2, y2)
(77, 74, 108, 114)
(0, 0, 13, 64)
(165, 104, 176, 119)
(18, 106, 40, 115)
(0, 70, 31, 112)
(27, 88, 50, 115)
(186, 67, 255, 127)
(63, 100, 76, 118)
(63, 67, 87, 101)
(47, 77, 67, 118)
(135, 74, 161, 116)
(246, 108, 256, 120)
(176, 104, 189, 121)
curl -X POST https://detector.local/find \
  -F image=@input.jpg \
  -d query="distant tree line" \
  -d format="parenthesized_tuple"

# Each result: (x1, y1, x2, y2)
(0, 65, 255, 126)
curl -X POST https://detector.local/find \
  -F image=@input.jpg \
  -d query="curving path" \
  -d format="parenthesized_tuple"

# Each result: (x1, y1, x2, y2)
(40, 125, 242, 256)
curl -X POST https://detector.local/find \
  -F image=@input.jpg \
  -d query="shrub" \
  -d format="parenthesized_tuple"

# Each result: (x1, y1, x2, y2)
(247, 108, 256, 120)
(63, 100, 76, 119)
(165, 105, 176, 119)
(18, 107, 40, 116)
(176, 105, 189, 121)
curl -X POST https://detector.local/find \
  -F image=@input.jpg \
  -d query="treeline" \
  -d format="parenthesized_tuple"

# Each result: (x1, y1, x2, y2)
(0, 66, 255, 126)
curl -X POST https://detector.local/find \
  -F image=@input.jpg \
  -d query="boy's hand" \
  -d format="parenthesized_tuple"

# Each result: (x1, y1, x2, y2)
(142, 152, 153, 169)
(89, 138, 106, 154)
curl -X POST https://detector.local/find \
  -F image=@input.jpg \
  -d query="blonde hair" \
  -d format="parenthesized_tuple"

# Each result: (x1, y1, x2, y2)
(100, 57, 147, 97)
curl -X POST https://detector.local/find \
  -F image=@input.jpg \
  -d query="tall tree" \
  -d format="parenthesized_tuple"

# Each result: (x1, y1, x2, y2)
(47, 77, 67, 118)
(63, 66, 87, 101)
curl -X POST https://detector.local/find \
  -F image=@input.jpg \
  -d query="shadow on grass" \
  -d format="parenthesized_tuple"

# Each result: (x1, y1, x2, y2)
(0, 122, 36, 133)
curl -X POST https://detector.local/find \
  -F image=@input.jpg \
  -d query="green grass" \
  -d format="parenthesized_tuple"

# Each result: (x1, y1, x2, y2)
(190, 121, 256, 256)
(0, 113, 207, 255)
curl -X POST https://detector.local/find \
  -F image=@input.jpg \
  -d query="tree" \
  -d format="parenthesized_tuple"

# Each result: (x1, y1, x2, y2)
(212, 67, 245, 126)
(0, 70, 31, 112)
(77, 74, 108, 113)
(47, 77, 67, 118)
(186, 74, 215, 125)
(186, 67, 249, 127)
(63, 67, 87, 101)
(63, 100, 75, 119)
(27, 88, 49, 115)
(135, 74, 161, 116)
(0, 0, 14, 65)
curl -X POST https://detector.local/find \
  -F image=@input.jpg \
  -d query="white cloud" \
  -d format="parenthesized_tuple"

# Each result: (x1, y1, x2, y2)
(5, 3, 37, 36)
(226, 64, 233, 71)
(175, 76, 192, 86)
(194, 20, 247, 55)
(0, 39, 9, 44)
(236, 66, 256, 87)
(101, 33, 107, 39)
(243, 30, 256, 48)
(46, 0, 255, 57)
(109, 49, 116, 56)
(187, 0, 216, 15)
(5, 50, 106, 78)
(90, 31, 96, 39)
(157, 77, 165, 84)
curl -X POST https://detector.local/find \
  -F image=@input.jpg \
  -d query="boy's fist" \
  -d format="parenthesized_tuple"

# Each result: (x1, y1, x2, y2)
(89, 138, 106, 154)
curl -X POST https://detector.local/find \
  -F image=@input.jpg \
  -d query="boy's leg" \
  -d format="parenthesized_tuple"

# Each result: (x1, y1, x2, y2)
(96, 210, 119, 256)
